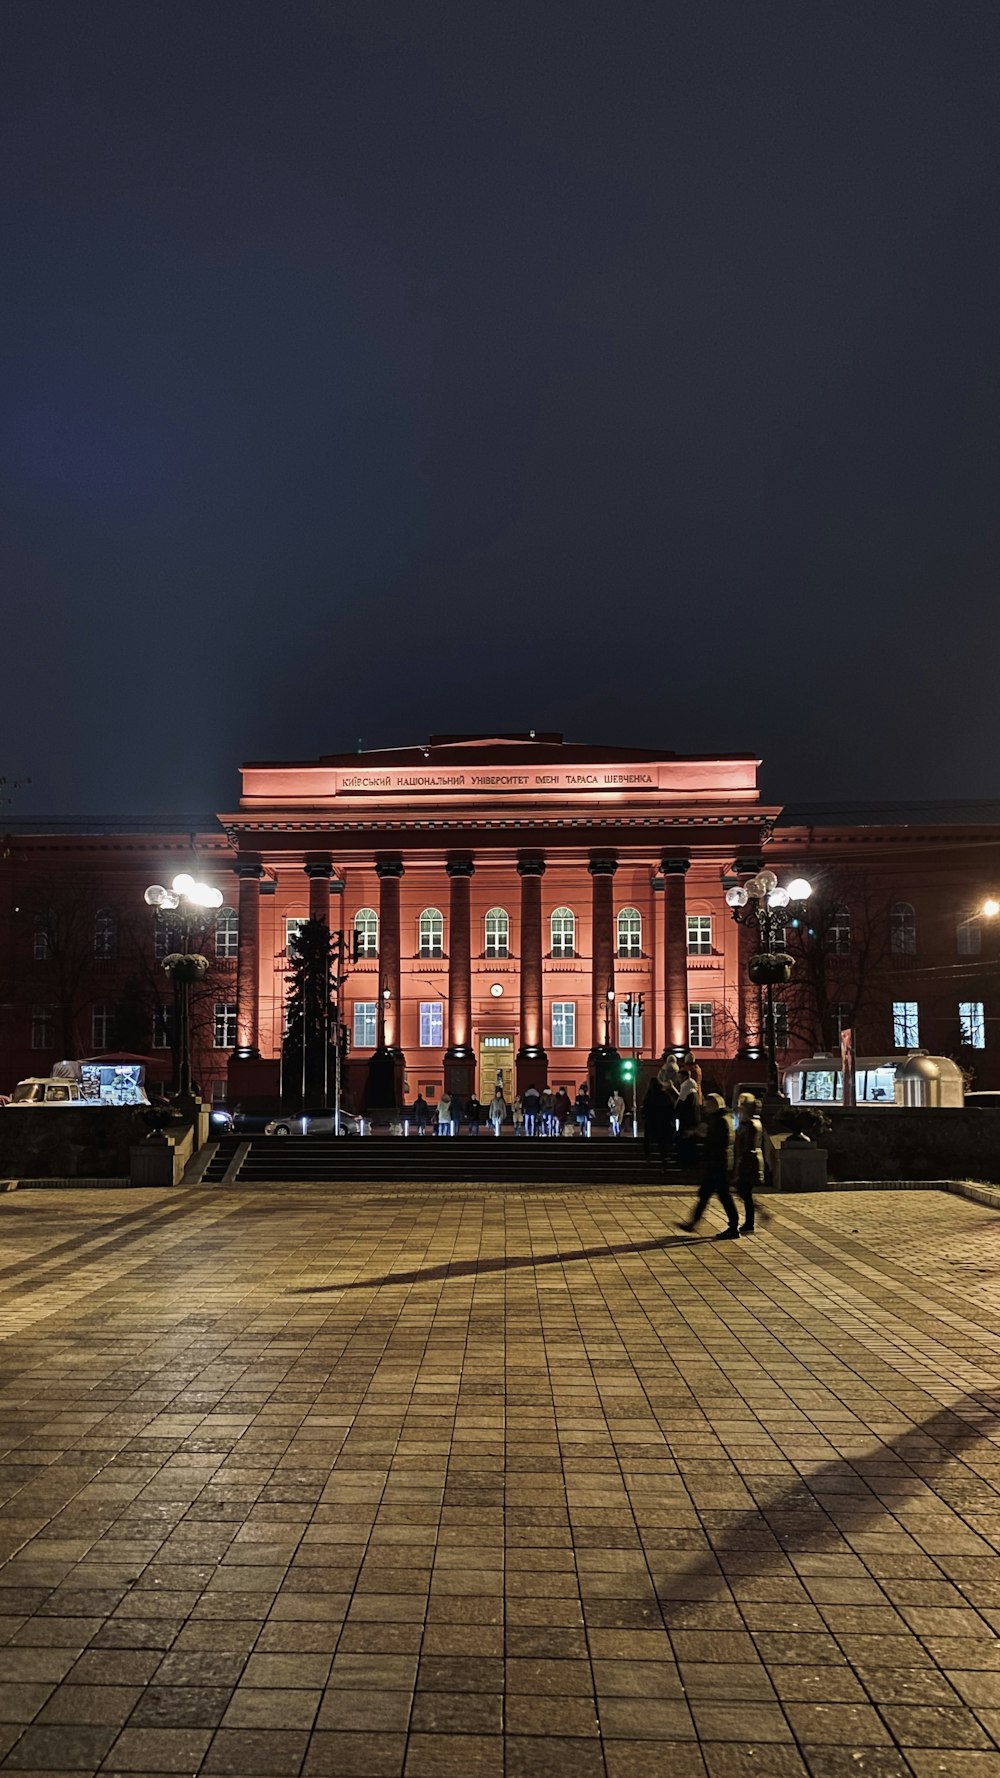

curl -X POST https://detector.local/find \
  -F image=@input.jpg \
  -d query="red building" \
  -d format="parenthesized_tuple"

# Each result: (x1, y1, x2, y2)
(3, 734, 1000, 1104)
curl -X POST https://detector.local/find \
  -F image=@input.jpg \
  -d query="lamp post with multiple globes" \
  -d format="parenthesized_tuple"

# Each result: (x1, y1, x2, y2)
(144, 874, 224, 1102)
(725, 869, 813, 1103)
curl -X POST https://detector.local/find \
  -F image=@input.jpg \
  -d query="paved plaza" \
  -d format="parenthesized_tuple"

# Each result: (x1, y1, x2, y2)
(0, 1184, 997, 1776)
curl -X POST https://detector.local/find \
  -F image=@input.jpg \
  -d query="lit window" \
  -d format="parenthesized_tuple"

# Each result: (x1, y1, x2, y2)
(32, 915, 50, 961)
(688, 1001, 713, 1049)
(420, 1002, 444, 1047)
(91, 1003, 114, 1049)
(214, 1002, 238, 1049)
(353, 908, 378, 958)
(153, 1005, 175, 1049)
(285, 916, 307, 954)
(485, 908, 509, 958)
(959, 1001, 986, 1049)
(550, 908, 575, 958)
(211, 1079, 228, 1104)
(215, 908, 238, 960)
(617, 908, 642, 957)
(826, 907, 850, 954)
(958, 919, 982, 956)
(94, 908, 118, 960)
(892, 1001, 919, 1048)
(419, 908, 444, 958)
(31, 1006, 54, 1051)
(617, 1002, 643, 1049)
(552, 1002, 576, 1047)
(686, 915, 713, 955)
(353, 1003, 377, 1048)
(891, 903, 916, 956)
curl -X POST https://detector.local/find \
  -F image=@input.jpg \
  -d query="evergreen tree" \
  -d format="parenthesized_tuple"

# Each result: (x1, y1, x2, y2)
(282, 917, 335, 1109)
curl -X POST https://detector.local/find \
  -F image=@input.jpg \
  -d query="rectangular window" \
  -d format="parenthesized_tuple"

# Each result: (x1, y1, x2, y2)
(353, 1002, 377, 1048)
(959, 1001, 986, 1049)
(32, 921, 49, 961)
(211, 1079, 228, 1104)
(419, 1002, 444, 1047)
(214, 1002, 238, 1050)
(617, 1003, 644, 1050)
(153, 1006, 175, 1049)
(958, 920, 982, 956)
(892, 1000, 919, 1049)
(688, 1001, 713, 1049)
(285, 916, 307, 954)
(773, 1002, 789, 1049)
(686, 915, 713, 955)
(552, 1002, 576, 1048)
(31, 1005, 54, 1050)
(91, 1003, 114, 1049)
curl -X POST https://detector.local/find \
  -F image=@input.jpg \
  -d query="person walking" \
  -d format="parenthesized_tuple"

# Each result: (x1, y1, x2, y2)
(676, 1093, 739, 1239)
(539, 1086, 554, 1136)
(489, 1088, 506, 1136)
(574, 1085, 593, 1137)
(412, 1093, 429, 1136)
(733, 1093, 765, 1234)
(608, 1087, 625, 1137)
(466, 1094, 482, 1137)
(512, 1093, 525, 1136)
(523, 1083, 541, 1136)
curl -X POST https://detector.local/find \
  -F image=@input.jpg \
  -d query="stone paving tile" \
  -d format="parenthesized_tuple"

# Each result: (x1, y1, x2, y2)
(0, 1185, 998, 1774)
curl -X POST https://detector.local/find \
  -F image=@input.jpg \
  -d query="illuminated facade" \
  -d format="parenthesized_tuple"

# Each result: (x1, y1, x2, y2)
(2, 734, 1000, 1103)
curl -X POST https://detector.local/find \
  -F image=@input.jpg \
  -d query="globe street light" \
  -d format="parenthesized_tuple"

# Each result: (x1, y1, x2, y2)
(144, 874, 224, 1101)
(725, 870, 813, 1102)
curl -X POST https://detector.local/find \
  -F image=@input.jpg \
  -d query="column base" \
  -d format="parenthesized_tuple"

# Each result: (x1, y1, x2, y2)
(516, 1047, 548, 1095)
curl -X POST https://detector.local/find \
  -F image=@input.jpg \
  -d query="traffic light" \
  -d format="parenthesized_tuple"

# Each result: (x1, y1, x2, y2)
(339, 1022, 351, 1058)
(619, 1057, 636, 1087)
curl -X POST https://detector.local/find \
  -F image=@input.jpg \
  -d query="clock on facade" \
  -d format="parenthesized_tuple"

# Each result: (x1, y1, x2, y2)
(489, 983, 504, 998)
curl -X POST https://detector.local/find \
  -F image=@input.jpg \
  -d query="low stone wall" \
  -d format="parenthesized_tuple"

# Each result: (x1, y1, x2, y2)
(0, 1108, 152, 1180)
(824, 1106, 1000, 1183)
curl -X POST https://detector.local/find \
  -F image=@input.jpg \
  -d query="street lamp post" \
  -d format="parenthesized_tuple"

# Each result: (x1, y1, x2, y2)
(144, 874, 223, 1103)
(620, 991, 644, 1136)
(725, 870, 813, 1103)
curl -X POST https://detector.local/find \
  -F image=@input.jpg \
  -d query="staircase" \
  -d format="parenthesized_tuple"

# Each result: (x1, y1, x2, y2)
(200, 1134, 695, 1190)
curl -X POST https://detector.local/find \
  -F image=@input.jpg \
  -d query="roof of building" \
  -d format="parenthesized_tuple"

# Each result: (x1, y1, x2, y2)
(271, 734, 762, 770)
(777, 800, 1000, 829)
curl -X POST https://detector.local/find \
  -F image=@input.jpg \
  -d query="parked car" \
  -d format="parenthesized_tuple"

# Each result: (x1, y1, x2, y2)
(264, 1109, 364, 1137)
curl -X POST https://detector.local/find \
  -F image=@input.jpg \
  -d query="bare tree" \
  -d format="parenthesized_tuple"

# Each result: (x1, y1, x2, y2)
(777, 869, 893, 1054)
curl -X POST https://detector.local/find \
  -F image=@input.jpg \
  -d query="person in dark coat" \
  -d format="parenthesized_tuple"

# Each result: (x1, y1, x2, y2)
(522, 1084, 541, 1136)
(733, 1093, 764, 1234)
(574, 1086, 593, 1137)
(412, 1093, 429, 1135)
(552, 1088, 571, 1134)
(677, 1094, 739, 1239)
(642, 1077, 665, 1163)
(675, 1066, 702, 1168)
(466, 1094, 482, 1137)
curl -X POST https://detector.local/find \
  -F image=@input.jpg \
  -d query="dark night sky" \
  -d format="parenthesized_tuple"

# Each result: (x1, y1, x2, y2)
(3, 1, 999, 819)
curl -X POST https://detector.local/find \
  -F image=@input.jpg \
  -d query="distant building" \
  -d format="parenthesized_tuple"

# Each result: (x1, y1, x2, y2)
(3, 734, 999, 1103)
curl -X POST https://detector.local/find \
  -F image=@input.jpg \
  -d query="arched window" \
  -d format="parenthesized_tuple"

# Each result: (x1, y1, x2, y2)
(550, 907, 575, 958)
(891, 901, 916, 955)
(617, 908, 642, 958)
(485, 908, 509, 958)
(354, 907, 379, 959)
(419, 908, 444, 958)
(32, 914, 50, 962)
(215, 907, 239, 960)
(94, 908, 118, 960)
(826, 906, 850, 954)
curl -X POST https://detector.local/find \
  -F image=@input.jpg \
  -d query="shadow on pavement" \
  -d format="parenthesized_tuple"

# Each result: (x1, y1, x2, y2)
(292, 1232, 703, 1291)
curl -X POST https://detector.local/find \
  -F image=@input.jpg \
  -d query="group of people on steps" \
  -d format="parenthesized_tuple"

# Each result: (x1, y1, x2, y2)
(410, 1082, 594, 1137)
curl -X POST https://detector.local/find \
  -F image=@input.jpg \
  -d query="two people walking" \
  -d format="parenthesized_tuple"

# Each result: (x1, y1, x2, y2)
(677, 1092, 764, 1239)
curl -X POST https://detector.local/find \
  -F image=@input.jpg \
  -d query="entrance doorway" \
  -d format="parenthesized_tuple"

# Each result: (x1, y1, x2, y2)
(479, 1034, 515, 1102)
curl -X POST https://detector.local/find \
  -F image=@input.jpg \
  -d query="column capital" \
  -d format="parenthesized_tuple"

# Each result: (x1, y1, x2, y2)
(517, 857, 546, 878)
(446, 858, 475, 878)
(303, 858, 333, 881)
(329, 877, 345, 896)
(661, 856, 691, 876)
(733, 855, 764, 876)
(588, 856, 618, 877)
(235, 860, 264, 882)
(375, 857, 405, 880)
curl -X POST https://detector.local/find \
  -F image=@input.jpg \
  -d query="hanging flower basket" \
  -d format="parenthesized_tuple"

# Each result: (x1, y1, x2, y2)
(748, 950, 794, 986)
(162, 953, 210, 982)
